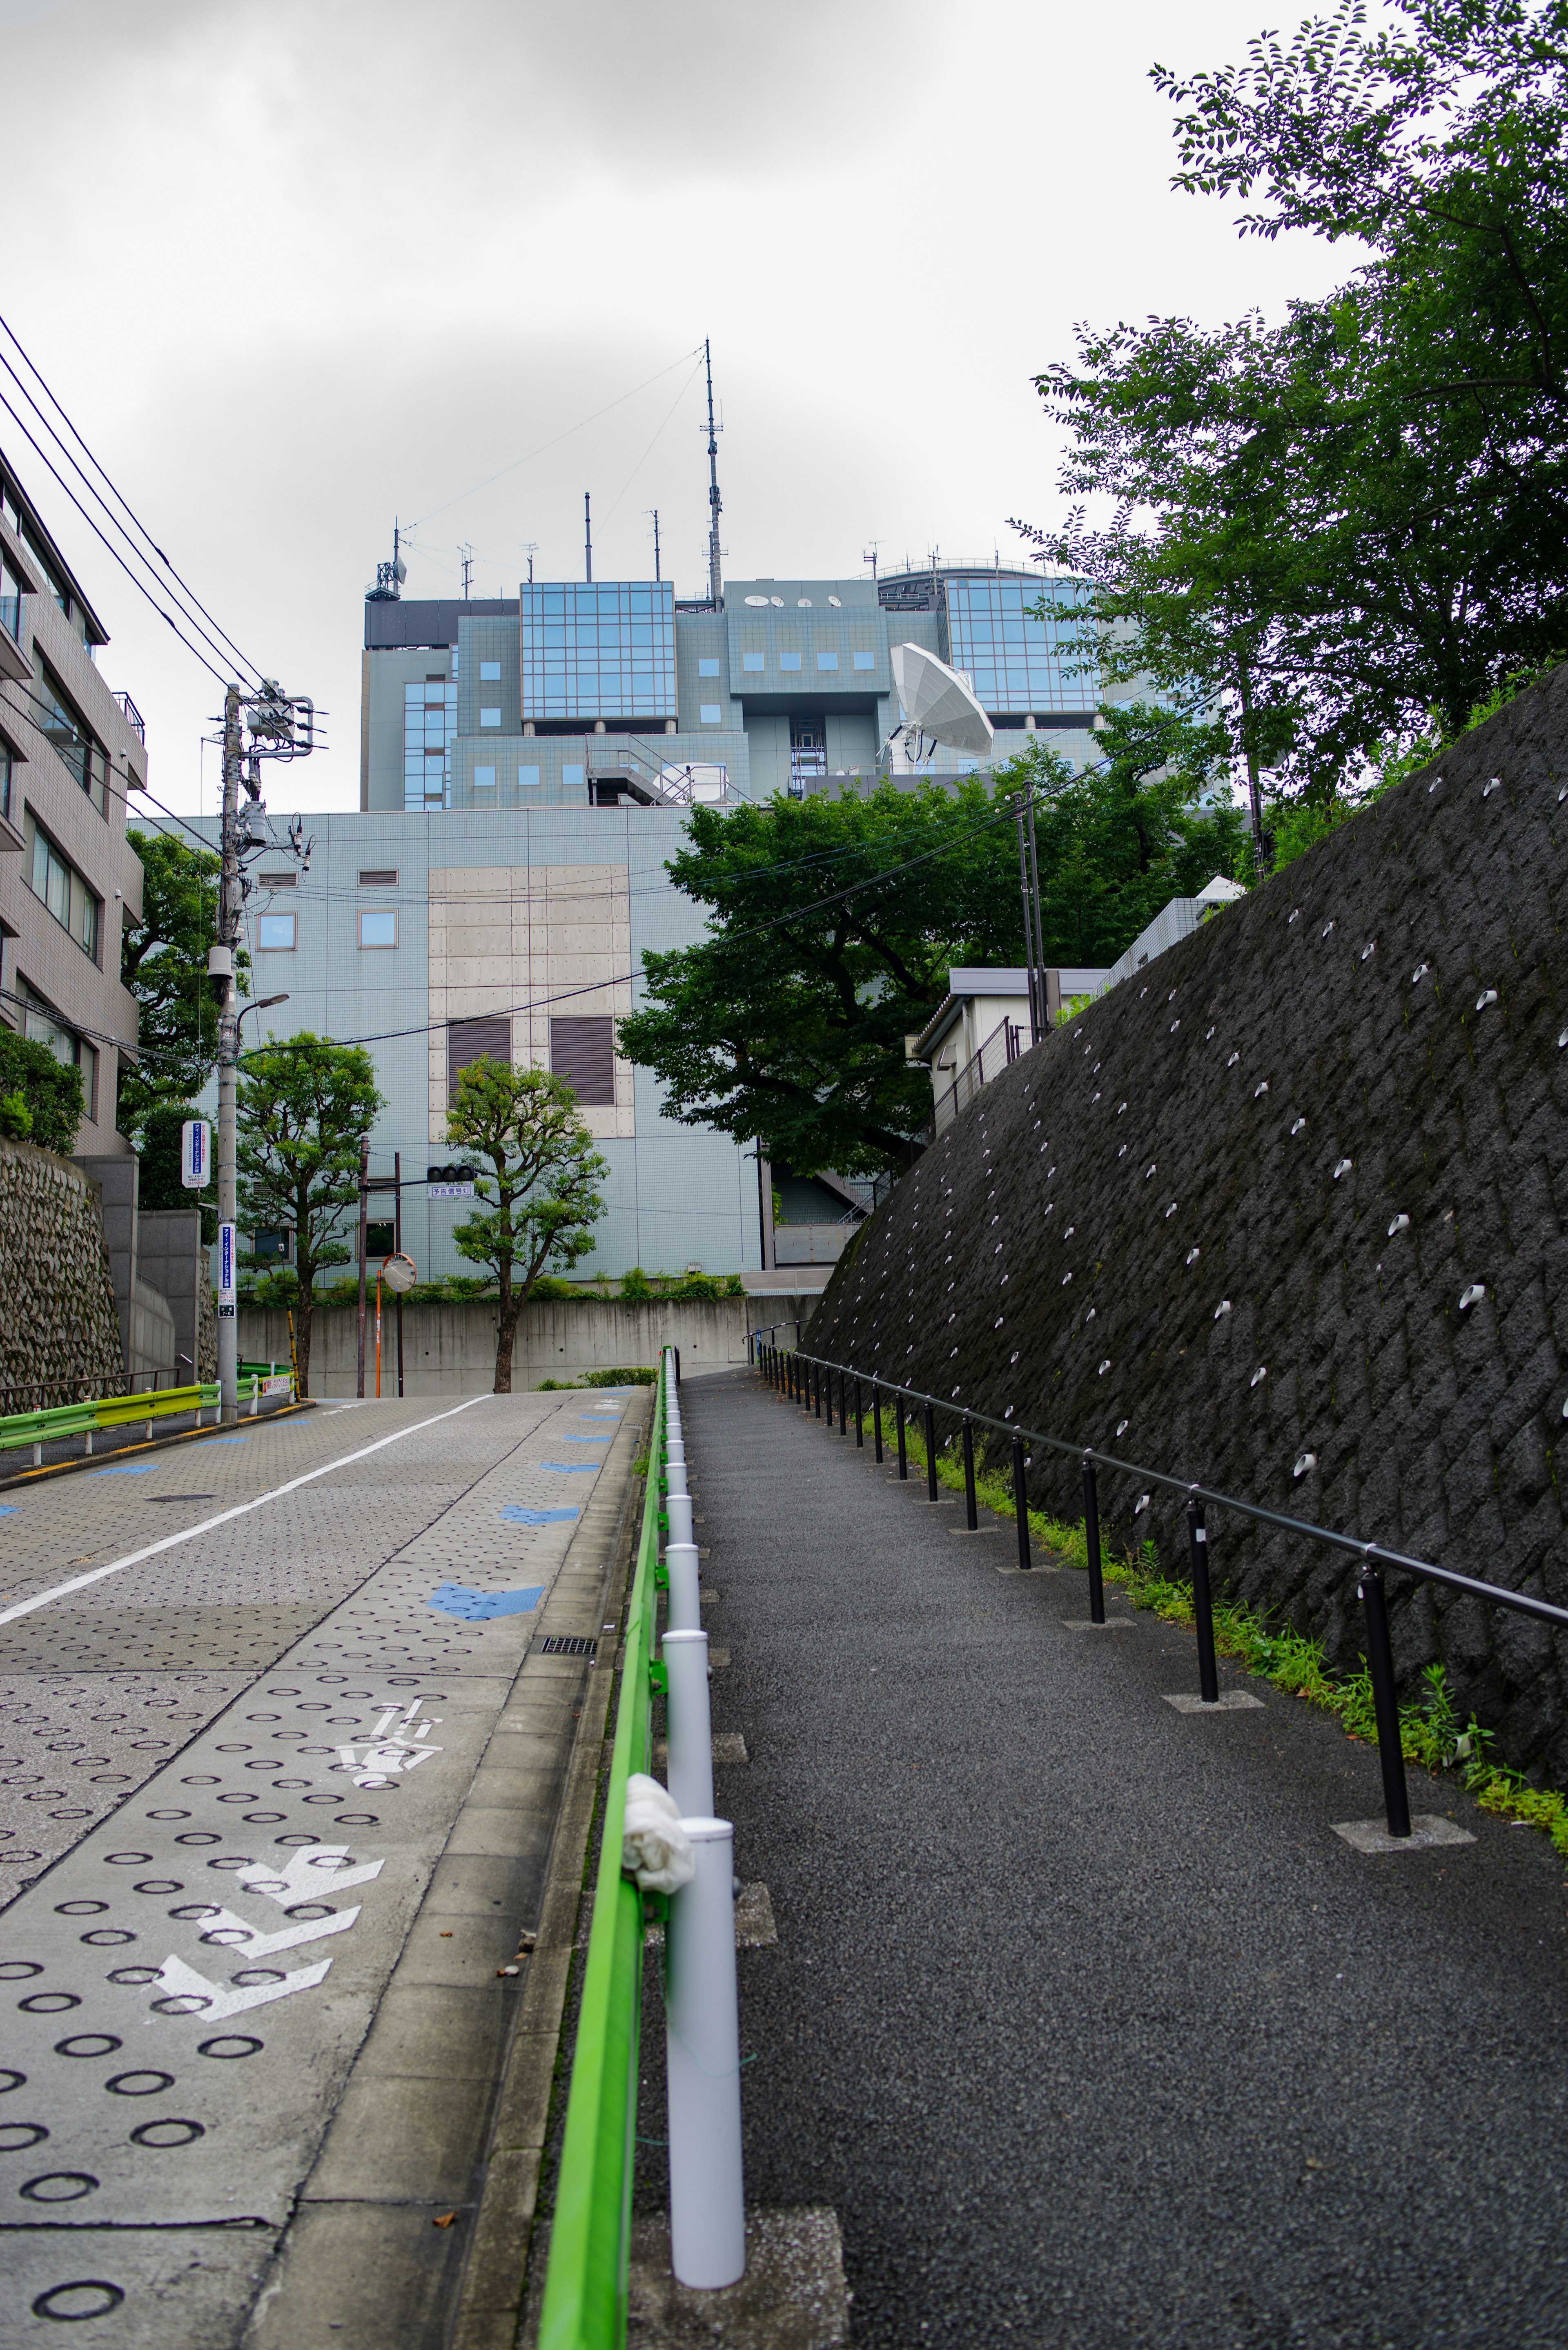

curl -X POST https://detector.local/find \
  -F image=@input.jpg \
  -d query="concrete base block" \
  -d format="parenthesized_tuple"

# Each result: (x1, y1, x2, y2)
(1062, 1617, 1134, 1631)
(948, 1525, 1001, 1536)
(628, 2206, 850, 2349)
(654, 1731, 749, 1768)
(1332, 1813, 1477, 1855)
(1163, 1690, 1266, 1713)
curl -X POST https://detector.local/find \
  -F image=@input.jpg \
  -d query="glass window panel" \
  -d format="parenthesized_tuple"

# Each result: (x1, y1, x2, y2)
(479, 708, 502, 727)
(257, 913, 296, 951)
(479, 660, 502, 680)
(358, 910, 397, 948)
(517, 765, 541, 788)
(473, 765, 497, 787)
(743, 653, 764, 672)
(698, 658, 720, 677)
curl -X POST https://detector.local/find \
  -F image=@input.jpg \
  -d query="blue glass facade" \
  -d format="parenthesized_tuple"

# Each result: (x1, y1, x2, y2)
(520, 581, 677, 721)
(944, 576, 1095, 716)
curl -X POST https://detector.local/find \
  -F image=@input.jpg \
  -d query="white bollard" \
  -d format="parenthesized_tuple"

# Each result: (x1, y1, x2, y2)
(665, 1540, 701, 1631)
(666, 1437, 686, 1467)
(665, 1492, 694, 1547)
(662, 1630, 714, 1817)
(665, 1459, 689, 1500)
(666, 1817, 746, 2290)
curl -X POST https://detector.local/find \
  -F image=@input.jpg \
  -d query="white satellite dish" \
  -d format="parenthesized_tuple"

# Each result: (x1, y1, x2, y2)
(889, 643, 995, 759)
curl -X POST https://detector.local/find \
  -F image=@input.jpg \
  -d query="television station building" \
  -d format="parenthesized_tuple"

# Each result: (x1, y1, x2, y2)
(185, 557, 1105, 1292)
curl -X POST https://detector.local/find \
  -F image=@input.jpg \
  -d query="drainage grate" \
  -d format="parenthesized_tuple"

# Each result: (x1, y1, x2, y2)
(539, 1635, 597, 1658)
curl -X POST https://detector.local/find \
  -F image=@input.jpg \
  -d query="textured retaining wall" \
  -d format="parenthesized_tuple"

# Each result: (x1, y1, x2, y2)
(0, 1137, 126, 1402)
(808, 667, 1568, 1780)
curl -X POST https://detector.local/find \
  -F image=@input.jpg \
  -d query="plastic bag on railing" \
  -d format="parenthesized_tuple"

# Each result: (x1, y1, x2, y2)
(622, 1772, 695, 1893)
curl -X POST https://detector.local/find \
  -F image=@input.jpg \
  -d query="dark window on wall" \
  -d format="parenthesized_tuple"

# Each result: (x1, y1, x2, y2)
(448, 1014, 512, 1100)
(364, 1221, 395, 1257)
(36, 660, 107, 813)
(550, 1015, 615, 1105)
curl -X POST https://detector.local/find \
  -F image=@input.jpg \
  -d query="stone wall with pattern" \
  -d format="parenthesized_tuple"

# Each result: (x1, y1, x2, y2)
(808, 666, 1568, 1781)
(0, 1137, 126, 1403)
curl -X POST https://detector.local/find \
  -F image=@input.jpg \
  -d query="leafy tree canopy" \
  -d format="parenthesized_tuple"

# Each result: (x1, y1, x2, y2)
(1020, 0, 1568, 810)
(137, 1100, 218, 1240)
(120, 828, 248, 1137)
(236, 1033, 382, 1397)
(0, 1027, 85, 1155)
(445, 1058, 608, 1392)
(617, 756, 1243, 1177)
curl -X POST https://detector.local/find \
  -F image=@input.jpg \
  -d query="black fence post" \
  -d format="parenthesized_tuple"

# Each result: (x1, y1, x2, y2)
(1012, 1434, 1031, 1570)
(854, 1378, 863, 1448)
(1360, 1557, 1413, 1838)
(813, 1362, 822, 1420)
(924, 1400, 938, 1502)
(895, 1394, 907, 1480)
(962, 1416, 978, 1530)
(839, 1369, 849, 1436)
(1186, 1494, 1219, 1703)
(825, 1365, 834, 1430)
(873, 1383, 883, 1463)
(1083, 1455, 1105, 1624)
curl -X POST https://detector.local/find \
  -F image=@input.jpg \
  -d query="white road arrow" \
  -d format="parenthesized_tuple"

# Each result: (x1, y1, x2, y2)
(152, 1951, 334, 2019)
(184, 1902, 362, 1958)
(237, 1845, 385, 1905)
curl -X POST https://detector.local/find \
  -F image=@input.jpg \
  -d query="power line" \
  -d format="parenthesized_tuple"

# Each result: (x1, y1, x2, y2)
(0, 333, 265, 689)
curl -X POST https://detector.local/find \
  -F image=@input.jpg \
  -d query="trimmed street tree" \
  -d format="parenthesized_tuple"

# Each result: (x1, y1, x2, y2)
(236, 1034, 383, 1397)
(445, 1057, 608, 1393)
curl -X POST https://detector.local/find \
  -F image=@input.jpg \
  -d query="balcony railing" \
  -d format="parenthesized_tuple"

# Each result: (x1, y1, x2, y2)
(113, 690, 145, 743)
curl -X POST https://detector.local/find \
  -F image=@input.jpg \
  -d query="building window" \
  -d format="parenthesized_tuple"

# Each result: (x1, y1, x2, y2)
(550, 1014, 615, 1105)
(35, 660, 107, 814)
(817, 651, 838, 671)
(0, 731, 16, 827)
(853, 651, 876, 670)
(448, 1013, 511, 1100)
(780, 651, 801, 671)
(563, 763, 584, 793)
(699, 703, 722, 724)
(256, 912, 296, 951)
(405, 679, 456, 810)
(944, 574, 1098, 715)
(698, 658, 720, 677)
(742, 653, 764, 673)
(0, 549, 23, 644)
(25, 816, 100, 959)
(479, 707, 502, 728)
(789, 716, 827, 795)
(358, 910, 397, 949)
(258, 870, 297, 890)
(363, 1220, 395, 1258)
(517, 765, 541, 788)
(473, 765, 497, 788)
(479, 660, 502, 680)
(358, 868, 398, 886)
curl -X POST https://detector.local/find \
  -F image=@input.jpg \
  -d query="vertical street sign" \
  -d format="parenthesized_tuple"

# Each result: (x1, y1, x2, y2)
(218, 1222, 236, 1320)
(181, 1119, 211, 1189)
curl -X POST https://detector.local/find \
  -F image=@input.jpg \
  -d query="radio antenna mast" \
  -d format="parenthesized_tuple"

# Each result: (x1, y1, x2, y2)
(704, 337, 723, 606)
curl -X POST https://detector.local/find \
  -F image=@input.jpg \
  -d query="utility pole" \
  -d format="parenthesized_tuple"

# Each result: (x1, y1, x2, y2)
(213, 686, 244, 1422)
(356, 1139, 370, 1399)
(584, 493, 592, 584)
(704, 338, 723, 607)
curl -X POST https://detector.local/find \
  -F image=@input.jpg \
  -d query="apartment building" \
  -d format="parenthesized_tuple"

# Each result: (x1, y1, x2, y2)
(0, 450, 147, 1152)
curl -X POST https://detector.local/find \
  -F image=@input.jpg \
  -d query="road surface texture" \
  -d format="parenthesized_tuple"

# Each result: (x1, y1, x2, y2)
(0, 1384, 648, 2348)
(647, 1367, 1568, 2350)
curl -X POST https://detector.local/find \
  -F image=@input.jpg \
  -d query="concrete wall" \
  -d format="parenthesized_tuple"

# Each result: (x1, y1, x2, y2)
(808, 665, 1568, 1782)
(74, 1152, 177, 1380)
(238, 1294, 760, 1395)
(138, 1209, 217, 1381)
(0, 1135, 125, 1405)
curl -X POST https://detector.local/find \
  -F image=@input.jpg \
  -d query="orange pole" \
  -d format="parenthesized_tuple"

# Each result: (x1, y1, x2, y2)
(375, 1272, 383, 1399)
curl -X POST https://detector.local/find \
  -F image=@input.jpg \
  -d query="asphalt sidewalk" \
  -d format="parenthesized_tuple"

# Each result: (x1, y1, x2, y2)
(664, 1367, 1568, 2350)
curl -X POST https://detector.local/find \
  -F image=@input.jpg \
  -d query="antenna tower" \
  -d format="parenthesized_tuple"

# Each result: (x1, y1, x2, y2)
(584, 492, 593, 584)
(704, 338, 723, 606)
(460, 543, 473, 600)
(524, 543, 537, 585)
(649, 508, 661, 582)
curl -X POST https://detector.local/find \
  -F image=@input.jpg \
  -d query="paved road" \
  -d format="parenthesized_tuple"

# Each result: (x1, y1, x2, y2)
(0, 1387, 646, 2347)
(666, 1368, 1568, 2350)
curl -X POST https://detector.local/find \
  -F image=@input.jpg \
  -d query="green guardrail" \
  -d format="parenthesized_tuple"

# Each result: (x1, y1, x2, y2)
(538, 1350, 670, 2350)
(0, 1377, 296, 1463)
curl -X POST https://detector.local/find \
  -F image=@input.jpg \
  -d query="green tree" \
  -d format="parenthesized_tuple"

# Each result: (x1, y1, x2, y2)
(235, 1034, 383, 1398)
(617, 777, 1046, 1176)
(445, 1058, 608, 1393)
(120, 828, 248, 1136)
(617, 763, 1242, 1174)
(1020, 1, 1568, 814)
(0, 1028, 85, 1154)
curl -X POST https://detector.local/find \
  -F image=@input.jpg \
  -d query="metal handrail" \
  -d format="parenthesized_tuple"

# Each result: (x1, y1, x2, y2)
(750, 1325, 1568, 1840)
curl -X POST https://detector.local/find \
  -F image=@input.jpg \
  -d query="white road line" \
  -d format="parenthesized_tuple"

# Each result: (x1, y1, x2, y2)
(0, 1395, 495, 1627)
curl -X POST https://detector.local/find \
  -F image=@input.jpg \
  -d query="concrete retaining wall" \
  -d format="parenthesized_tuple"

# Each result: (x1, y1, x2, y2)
(0, 1136, 125, 1404)
(238, 1294, 761, 1395)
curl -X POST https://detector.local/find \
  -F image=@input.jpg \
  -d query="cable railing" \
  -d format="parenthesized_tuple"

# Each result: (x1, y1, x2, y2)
(750, 1327, 1568, 1843)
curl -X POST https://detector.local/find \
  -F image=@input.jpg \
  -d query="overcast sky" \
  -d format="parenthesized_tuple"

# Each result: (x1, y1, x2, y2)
(0, 0, 1358, 816)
